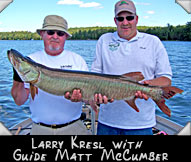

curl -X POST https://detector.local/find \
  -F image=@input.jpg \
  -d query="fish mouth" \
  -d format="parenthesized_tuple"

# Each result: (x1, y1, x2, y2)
(8, 54, 19, 67)
(7, 50, 12, 62)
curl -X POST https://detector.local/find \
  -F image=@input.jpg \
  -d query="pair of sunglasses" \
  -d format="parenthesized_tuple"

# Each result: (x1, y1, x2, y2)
(116, 16, 135, 22)
(46, 30, 65, 37)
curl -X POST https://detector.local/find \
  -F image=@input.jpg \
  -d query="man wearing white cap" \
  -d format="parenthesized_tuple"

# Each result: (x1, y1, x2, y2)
(11, 15, 91, 135)
(91, 0, 172, 135)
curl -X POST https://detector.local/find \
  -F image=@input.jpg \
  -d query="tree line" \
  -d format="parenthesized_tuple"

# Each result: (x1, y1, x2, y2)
(0, 22, 191, 41)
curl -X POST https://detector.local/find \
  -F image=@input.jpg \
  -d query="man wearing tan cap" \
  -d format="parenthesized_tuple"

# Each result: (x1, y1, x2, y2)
(91, 0, 172, 135)
(11, 15, 91, 135)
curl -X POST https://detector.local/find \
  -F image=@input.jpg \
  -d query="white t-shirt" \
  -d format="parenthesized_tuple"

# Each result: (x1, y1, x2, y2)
(91, 31, 172, 129)
(25, 50, 88, 125)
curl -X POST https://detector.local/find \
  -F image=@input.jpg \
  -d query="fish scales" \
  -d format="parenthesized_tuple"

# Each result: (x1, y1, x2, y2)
(37, 67, 158, 101)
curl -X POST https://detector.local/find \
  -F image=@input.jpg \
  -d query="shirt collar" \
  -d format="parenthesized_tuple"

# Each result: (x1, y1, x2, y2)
(112, 31, 143, 42)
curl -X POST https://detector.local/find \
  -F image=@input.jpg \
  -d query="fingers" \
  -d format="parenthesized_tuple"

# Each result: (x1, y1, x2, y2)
(70, 89, 82, 102)
(137, 80, 152, 100)
(64, 89, 82, 102)
(64, 92, 71, 99)
(135, 91, 149, 100)
(94, 94, 114, 104)
(65, 90, 114, 104)
(94, 94, 107, 104)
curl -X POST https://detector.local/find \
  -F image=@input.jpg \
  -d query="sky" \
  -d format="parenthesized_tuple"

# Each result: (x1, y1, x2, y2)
(0, 0, 190, 32)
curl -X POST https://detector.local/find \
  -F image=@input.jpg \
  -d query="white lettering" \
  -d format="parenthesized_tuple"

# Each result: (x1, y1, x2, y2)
(101, 149, 130, 161)
(31, 138, 37, 149)
(112, 141, 123, 149)
(112, 140, 142, 149)
(55, 149, 92, 161)
(31, 138, 64, 149)
(135, 141, 143, 149)
(101, 149, 115, 160)
(13, 149, 47, 161)
(55, 149, 69, 161)
(71, 136, 79, 149)
(71, 136, 104, 149)
(162, 153, 168, 161)
(123, 149, 131, 161)
(139, 153, 147, 160)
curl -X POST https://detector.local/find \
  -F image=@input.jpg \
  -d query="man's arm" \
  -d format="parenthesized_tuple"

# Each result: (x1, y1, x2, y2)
(11, 81, 30, 106)
(135, 76, 171, 99)
(11, 68, 29, 106)
(143, 76, 171, 87)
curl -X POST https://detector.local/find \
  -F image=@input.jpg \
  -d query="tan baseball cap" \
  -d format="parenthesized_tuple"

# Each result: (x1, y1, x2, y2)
(115, 0, 136, 16)
(36, 15, 72, 38)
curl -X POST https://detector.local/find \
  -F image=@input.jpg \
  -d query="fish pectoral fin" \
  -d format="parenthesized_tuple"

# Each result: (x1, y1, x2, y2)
(121, 72, 144, 82)
(30, 83, 38, 100)
(125, 98, 139, 112)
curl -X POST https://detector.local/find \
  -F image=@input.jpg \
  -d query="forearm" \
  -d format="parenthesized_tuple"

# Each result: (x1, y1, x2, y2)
(11, 81, 29, 106)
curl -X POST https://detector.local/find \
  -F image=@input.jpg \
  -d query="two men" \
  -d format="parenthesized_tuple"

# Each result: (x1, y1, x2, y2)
(11, 0, 173, 135)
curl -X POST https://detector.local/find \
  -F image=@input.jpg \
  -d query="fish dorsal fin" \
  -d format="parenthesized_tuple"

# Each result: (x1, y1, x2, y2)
(121, 72, 144, 82)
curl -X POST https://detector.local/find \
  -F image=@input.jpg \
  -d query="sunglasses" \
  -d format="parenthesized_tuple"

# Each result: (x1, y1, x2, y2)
(116, 16, 135, 22)
(46, 30, 65, 37)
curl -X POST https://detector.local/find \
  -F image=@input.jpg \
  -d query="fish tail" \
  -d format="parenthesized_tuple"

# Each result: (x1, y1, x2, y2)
(153, 86, 183, 117)
(161, 86, 183, 99)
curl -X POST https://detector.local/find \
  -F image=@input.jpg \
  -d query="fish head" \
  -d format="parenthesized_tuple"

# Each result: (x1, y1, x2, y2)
(7, 49, 39, 83)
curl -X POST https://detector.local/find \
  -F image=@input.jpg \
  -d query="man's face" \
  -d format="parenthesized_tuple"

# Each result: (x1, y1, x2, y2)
(114, 11, 138, 40)
(40, 30, 68, 56)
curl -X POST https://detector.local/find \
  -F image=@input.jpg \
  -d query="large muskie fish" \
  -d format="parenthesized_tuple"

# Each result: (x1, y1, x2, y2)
(8, 49, 183, 117)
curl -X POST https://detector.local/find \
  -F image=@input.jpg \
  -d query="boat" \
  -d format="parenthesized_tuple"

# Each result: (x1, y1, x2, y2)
(9, 105, 189, 135)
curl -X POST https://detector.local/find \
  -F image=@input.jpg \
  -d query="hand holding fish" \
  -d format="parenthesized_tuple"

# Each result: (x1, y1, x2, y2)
(65, 89, 82, 102)
(64, 90, 114, 113)
(90, 94, 114, 113)
(64, 88, 148, 106)
(95, 91, 149, 103)
(135, 91, 149, 100)
(65, 90, 114, 104)
(135, 80, 150, 100)
(135, 77, 172, 100)
(94, 93, 114, 104)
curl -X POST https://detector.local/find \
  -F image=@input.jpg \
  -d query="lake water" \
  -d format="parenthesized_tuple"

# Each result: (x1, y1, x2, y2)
(0, 40, 190, 128)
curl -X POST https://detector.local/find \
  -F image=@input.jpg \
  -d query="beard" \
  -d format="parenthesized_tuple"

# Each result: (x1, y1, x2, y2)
(48, 45, 61, 52)
(48, 39, 62, 52)
(44, 38, 65, 55)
